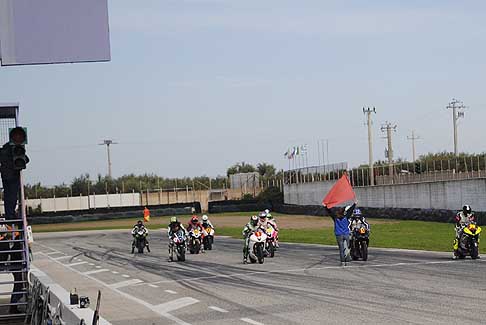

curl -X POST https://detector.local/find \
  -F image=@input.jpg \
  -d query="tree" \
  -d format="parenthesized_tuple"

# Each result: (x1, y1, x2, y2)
(226, 162, 256, 177)
(257, 163, 276, 178)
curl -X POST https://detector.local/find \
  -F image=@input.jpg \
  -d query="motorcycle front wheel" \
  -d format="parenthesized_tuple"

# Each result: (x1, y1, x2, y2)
(361, 241, 368, 261)
(256, 244, 265, 264)
(471, 240, 479, 260)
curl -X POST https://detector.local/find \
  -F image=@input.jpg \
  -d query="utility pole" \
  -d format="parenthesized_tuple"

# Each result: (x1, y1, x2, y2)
(99, 139, 118, 179)
(363, 107, 376, 185)
(407, 130, 421, 162)
(381, 122, 397, 177)
(446, 98, 466, 155)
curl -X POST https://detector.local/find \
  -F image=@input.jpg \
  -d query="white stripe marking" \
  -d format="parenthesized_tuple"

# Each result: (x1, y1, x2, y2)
(53, 255, 74, 260)
(241, 318, 264, 325)
(109, 279, 143, 289)
(67, 261, 88, 267)
(122, 274, 130, 278)
(165, 290, 177, 295)
(154, 297, 199, 314)
(149, 284, 159, 288)
(112, 271, 119, 274)
(96, 266, 102, 269)
(89, 263, 95, 266)
(46, 252, 61, 256)
(209, 306, 228, 313)
(83, 269, 110, 275)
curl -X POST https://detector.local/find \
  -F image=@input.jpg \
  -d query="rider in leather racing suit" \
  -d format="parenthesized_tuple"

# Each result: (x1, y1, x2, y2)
(349, 208, 370, 232)
(453, 205, 477, 259)
(131, 220, 150, 253)
(242, 216, 261, 264)
(201, 215, 215, 229)
(266, 213, 279, 248)
(168, 217, 187, 260)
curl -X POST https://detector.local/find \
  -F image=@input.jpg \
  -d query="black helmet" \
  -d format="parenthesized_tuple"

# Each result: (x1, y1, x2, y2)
(137, 220, 143, 226)
(250, 215, 258, 226)
(463, 205, 472, 214)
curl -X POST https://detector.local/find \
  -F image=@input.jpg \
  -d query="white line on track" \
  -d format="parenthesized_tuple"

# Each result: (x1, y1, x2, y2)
(122, 274, 130, 278)
(67, 261, 88, 267)
(241, 318, 264, 325)
(53, 255, 74, 260)
(109, 279, 143, 289)
(209, 306, 228, 313)
(149, 284, 159, 288)
(153, 259, 482, 285)
(154, 297, 199, 314)
(165, 290, 177, 295)
(46, 251, 61, 256)
(89, 263, 95, 266)
(112, 271, 119, 274)
(83, 269, 110, 275)
(96, 266, 102, 269)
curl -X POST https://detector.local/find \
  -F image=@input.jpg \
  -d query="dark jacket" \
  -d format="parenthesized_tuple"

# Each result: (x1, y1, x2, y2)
(0, 142, 29, 180)
(325, 203, 356, 236)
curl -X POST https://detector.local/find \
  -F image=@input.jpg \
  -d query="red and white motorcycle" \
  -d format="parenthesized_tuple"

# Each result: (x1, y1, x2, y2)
(248, 230, 267, 264)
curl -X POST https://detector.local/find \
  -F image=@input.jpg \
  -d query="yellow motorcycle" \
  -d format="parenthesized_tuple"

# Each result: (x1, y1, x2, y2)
(454, 222, 481, 260)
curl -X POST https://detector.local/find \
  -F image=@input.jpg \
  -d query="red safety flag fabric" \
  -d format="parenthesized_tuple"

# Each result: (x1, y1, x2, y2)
(322, 174, 356, 208)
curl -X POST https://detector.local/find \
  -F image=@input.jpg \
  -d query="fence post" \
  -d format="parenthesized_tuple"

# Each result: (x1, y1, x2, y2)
(186, 185, 189, 202)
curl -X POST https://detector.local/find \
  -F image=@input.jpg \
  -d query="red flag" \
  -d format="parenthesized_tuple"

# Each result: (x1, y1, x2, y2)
(322, 174, 356, 208)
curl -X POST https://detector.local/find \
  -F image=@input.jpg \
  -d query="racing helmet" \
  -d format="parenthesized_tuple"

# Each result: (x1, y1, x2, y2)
(202, 215, 209, 222)
(266, 213, 274, 220)
(353, 208, 362, 216)
(463, 205, 472, 215)
(250, 215, 259, 226)
(137, 220, 143, 226)
(170, 217, 178, 224)
(258, 212, 267, 220)
(265, 209, 270, 215)
(191, 216, 199, 224)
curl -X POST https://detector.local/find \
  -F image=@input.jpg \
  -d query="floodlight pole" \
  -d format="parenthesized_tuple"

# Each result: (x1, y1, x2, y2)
(99, 139, 117, 179)
(363, 107, 376, 185)
(446, 98, 466, 156)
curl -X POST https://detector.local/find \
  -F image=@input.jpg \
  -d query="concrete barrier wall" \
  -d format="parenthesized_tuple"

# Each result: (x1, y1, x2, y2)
(284, 178, 486, 211)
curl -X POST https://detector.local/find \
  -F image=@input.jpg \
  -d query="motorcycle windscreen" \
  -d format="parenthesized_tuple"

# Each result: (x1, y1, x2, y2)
(0, 0, 110, 66)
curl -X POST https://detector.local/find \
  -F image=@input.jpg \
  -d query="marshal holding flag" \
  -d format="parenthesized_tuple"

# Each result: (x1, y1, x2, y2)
(322, 172, 357, 266)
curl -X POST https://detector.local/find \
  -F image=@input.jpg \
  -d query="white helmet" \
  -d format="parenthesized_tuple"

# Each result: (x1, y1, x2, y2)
(265, 209, 270, 215)
(202, 215, 209, 222)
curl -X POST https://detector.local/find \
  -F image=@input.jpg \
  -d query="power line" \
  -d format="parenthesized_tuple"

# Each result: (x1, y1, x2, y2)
(446, 98, 466, 156)
(407, 130, 421, 162)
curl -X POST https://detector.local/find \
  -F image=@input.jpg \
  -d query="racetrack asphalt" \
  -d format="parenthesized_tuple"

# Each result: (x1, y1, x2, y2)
(32, 229, 486, 325)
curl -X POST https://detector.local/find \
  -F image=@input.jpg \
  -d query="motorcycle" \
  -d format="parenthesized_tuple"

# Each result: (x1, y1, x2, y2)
(265, 225, 278, 258)
(169, 232, 186, 262)
(454, 222, 482, 260)
(248, 230, 267, 264)
(188, 228, 202, 254)
(202, 226, 215, 251)
(350, 225, 369, 261)
(133, 229, 148, 254)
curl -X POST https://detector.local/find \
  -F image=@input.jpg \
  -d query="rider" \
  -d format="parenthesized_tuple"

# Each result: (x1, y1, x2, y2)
(266, 213, 279, 248)
(257, 211, 268, 229)
(349, 208, 370, 232)
(187, 215, 204, 233)
(453, 205, 476, 259)
(242, 216, 261, 264)
(131, 220, 150, 253)
(168, 217, 187, 260)
(201, 215, 215, 230)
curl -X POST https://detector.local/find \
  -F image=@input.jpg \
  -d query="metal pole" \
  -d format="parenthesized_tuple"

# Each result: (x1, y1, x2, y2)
(447, 99, 466, 156)
(363, 107, 376, 186)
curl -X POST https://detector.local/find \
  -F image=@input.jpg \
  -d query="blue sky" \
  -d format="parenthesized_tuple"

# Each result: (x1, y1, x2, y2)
(1, 0, 486, 185)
